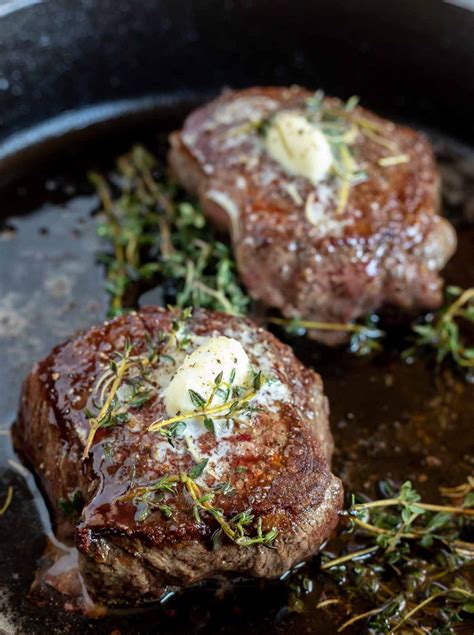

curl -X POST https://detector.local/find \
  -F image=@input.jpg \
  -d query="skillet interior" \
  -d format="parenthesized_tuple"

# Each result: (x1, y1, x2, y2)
(0, 1, 473, 633)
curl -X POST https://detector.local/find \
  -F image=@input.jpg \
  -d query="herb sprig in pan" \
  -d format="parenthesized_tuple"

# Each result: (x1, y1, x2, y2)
(91, 146, 248, 318)
(268, 314, 384, 356)
(405, 286, 474, 368)
(310, 479, 474, 633)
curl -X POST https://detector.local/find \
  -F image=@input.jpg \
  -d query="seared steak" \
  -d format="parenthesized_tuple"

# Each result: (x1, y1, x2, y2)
(169, 86, 457, 343)
(16, 307, 342, 605)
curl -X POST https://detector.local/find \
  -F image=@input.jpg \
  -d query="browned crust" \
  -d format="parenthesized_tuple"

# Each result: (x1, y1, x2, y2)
(15, 307, 343, 602)
(169, 86, 457, 343)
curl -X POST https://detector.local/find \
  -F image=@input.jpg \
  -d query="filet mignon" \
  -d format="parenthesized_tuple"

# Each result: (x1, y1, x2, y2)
(16, 307, 342, 605)
(169, 86, 457, 343)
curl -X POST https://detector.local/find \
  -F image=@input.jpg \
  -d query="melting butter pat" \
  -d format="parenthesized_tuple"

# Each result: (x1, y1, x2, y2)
(264, 111, 332, 184)
(163, 336, 250, 417)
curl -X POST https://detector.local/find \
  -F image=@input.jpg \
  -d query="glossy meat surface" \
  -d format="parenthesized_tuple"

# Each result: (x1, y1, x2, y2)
(16, 307, 342, 604)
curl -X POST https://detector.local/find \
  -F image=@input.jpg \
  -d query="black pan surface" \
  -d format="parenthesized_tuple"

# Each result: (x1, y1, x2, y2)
(0, 2, 473, 633)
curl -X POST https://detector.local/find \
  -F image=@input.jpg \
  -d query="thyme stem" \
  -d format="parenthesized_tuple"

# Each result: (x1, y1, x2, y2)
(181, 473, 236, 540)
(192, 279, 236, 315)
(352, 499, 474, 516)
(389, 588, 474, 634)
(444, 287, 474, 321)
(148, 387, 259, 432)
(321, 545, 379, 570)
(316, 598, 342, 609)
(0, 486, 13, 516)
(338, 604, 389, 632)
(268, 316, 381, 334)
(118, 471, 277, 548)
(82, 346, 132, 458)
(91, 173, 127, 312)
(350, 516, 418, 539)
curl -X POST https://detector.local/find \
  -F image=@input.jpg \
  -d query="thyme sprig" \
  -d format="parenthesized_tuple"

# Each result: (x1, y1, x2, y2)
(317, 479, 474, 633)
(118, 474, 178, 522)
(148, 370, 267, 435)
(268, 314, 384, 356)
(117, 468, 277, 548)
(82, 310, 193, 458)
(0, 486, 13, 516)
(306, 92, 410, 213)
(82, 341, 134, 458)
(91, 145, 248, 318)
(90, 169, 161, 317)
(406, 286, 474, 368)
(182, 472, 277, 547)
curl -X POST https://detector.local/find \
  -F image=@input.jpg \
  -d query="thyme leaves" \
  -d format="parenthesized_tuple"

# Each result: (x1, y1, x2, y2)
(117, 469, 277, 549)
(91, 146, 248, 318)
(307, 94, 410, 214)
(147, 370, 268, 436)
(268, 314, 384, 356)
(118, 474, 178, 523)
(406, 286, 474, 368)
(257, 91, 409, 214)
(82, 342, 134, 458)
(91, 168, 161, 318)
(58, 489, 84, 519)
(182, 473, 277, 548)
(317, 480, 474, 633)
(82, 310, 194, 459)
(270, 286, 474, 369)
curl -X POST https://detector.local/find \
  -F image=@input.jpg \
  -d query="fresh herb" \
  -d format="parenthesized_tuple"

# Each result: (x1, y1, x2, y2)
(160, 420, 187, 447)
(315, 479, 474, 633)
(82, 337, 163, 458)
(91, 145, 248, 318)
(213, 480, 235, 496)
(58, 489, 84, 519)
(268, 314, 384, 356)
(288, 572, 314, 614)
(405, 286, 474, 368)
(118, 474, 178, 523)
(126, 384, 152, 409)
(118, 470, 277, 548)
(306, 93, 410, 213)
(189, 458, 209, 480)
(90, 164, 161, 318)
(82, 309, 195, 458)
(181, 474, 277, 548)
(148, 370, 269, 436)
(0, 486, 13, 516)
(82, 341, 134, 458)
(254, 91, 409, 215)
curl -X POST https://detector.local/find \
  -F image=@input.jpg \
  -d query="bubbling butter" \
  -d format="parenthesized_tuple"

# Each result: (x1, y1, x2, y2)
(163, 336, 250, 417)
(264, 111, 332, 185)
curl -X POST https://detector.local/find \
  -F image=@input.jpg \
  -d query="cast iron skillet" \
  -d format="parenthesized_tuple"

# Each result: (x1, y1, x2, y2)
(0, 1, 473, 633)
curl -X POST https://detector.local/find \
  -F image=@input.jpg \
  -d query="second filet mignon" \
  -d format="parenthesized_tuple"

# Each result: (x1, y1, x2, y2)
(169, 86, 457, 343)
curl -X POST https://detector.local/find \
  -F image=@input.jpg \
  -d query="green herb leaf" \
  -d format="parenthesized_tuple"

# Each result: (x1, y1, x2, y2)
(189, 458, 209, 480)
(189, 389, 206, 409)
